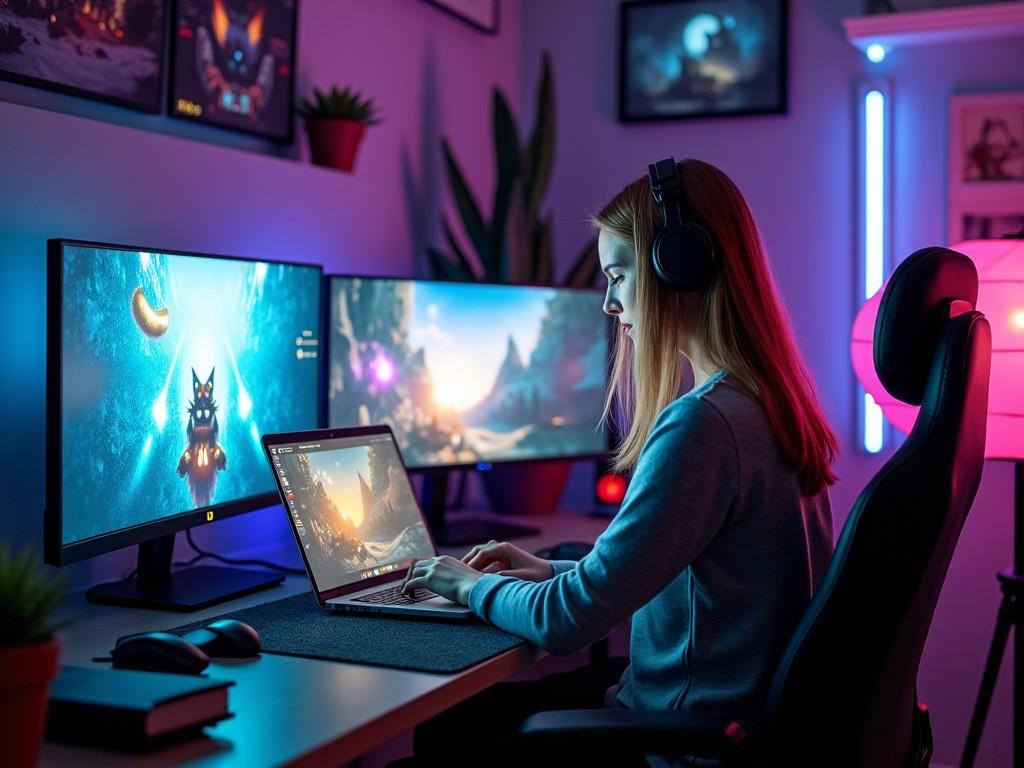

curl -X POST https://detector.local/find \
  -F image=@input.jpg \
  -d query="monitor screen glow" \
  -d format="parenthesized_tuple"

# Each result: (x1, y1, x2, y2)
(327, 277, 608, 469)
(53, 242, 321, 550)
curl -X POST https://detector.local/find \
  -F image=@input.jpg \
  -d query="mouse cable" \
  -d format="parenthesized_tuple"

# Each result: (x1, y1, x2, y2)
(185, 528, 305, 575)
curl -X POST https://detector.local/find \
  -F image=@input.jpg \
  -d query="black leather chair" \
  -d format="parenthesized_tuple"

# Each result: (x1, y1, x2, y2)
(518, 246, 992, 767)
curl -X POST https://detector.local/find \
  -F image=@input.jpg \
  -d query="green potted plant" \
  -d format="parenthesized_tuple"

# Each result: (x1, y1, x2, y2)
(428, 53, 602, 517)
(0, 543, 67, 768)
(298, 85, 381, 173)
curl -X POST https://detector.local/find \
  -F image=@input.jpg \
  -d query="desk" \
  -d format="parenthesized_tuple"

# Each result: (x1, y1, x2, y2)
(41, 511, 613, 768)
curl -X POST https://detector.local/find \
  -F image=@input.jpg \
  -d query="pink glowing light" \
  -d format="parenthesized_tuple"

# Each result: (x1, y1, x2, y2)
(851, 239, 1024, 460)
(370, 353, 395, 385)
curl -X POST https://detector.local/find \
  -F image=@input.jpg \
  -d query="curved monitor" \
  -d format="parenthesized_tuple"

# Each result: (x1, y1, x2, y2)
(46, 240, 322, 566)
(326, 276, 608, 470)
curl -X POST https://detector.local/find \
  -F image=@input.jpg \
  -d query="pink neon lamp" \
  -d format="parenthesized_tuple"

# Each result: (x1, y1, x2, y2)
(852, 239, 1023, 459)
(851, 238, 1024, 767)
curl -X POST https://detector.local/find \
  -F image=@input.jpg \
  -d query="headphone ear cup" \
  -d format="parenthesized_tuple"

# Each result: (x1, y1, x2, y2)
(652, 222, 715, 292)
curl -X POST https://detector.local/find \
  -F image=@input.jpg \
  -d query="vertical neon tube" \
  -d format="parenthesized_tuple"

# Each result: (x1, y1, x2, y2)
(861, 85, 887, 454)
(865, 89, 885, 301)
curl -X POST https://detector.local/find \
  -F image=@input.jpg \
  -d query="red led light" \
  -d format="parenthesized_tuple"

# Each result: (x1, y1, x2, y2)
(596, 473, 627, 505)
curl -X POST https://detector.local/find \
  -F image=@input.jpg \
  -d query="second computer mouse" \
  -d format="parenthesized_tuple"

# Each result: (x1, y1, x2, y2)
(110, 632, 210, 675)
(182, 619, 262, 658)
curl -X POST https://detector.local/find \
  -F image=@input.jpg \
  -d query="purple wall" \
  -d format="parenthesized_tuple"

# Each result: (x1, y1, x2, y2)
(0, 0, 519, 585)
(519, 0, 1020, 764)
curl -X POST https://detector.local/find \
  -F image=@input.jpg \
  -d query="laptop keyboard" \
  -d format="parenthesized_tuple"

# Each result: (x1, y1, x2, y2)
(351, 586, 437, 605)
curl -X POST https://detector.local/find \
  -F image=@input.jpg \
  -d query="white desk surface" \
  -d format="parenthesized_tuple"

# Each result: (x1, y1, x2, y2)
(41, 510, 612, 768)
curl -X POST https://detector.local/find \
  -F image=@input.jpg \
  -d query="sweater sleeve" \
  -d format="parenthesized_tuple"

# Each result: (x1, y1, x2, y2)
(469, 396, 739, 655)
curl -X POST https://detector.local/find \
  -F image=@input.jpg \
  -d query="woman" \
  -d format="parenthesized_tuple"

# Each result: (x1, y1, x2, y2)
(401, 158, 837, 765)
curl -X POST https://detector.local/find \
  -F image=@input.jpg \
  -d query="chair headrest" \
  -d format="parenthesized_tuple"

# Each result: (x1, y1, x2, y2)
(874, 246, 978, 405)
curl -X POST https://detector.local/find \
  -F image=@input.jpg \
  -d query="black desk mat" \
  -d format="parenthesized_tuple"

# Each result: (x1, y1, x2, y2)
(167, 592, 526, 673)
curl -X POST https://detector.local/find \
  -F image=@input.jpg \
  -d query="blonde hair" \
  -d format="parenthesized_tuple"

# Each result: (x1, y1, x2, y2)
(593, 159, 838, 497)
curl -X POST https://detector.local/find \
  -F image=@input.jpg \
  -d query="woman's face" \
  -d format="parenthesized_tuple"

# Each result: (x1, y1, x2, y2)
(598, 229, 637, 343)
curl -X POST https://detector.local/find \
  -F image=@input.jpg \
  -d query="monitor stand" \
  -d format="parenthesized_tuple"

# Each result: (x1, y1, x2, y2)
(421, 470, 540, 547)
(86, 532, 284, 612)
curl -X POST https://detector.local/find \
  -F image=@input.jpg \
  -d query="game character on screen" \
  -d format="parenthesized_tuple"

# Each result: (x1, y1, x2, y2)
(177, 367, 227, 506)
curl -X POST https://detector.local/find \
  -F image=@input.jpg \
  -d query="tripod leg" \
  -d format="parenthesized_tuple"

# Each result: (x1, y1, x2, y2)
(961, 596, 1014, 767)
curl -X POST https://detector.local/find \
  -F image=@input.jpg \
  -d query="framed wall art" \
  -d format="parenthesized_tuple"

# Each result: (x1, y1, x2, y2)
(0, 0, 168, 112)
(169, 0, 297, 142)
(948, 91, 1024, 241)
(619, 0, 787, 122)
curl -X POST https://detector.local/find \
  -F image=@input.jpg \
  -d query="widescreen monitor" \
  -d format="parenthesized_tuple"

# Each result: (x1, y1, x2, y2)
(326, 277, 608, 469)
(46, 240, 322, 608)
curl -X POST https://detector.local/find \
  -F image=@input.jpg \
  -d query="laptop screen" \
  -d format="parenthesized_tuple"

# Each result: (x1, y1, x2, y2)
(268, 432, 435, 593)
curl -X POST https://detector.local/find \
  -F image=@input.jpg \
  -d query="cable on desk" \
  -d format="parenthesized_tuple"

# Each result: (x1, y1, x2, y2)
(185, 528, 305, 575)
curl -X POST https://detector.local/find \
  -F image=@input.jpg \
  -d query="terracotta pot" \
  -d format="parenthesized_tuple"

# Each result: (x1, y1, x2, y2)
(482, 461, 572, 517)
(0, 636, 61, 768)
(305, 118, 367, 173)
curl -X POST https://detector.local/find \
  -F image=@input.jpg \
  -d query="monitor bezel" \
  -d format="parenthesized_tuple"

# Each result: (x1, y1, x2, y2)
(45, 238, 324, 566)
(323, 272, 611, 472)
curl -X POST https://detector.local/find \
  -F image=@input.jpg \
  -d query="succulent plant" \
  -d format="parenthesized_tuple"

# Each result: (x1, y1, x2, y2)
(428, 52, 599, 287)
(298, 86, 381, 125)
(0, 543, 68, 647)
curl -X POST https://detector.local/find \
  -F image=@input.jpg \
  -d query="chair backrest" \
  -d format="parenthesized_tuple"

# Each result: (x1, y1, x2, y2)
(763, 247, 992, 767)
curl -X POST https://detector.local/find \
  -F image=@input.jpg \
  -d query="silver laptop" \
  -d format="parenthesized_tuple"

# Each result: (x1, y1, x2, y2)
(261, 425, 473, 619)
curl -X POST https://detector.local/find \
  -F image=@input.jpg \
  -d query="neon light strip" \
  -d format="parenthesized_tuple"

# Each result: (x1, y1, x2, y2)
(865, 89, 885, 301)
(864, 392, 884, 454)
(861, 86, 887, 453)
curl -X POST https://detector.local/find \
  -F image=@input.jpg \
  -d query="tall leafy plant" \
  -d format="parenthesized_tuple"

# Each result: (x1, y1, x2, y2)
(428, 53, 599, 287)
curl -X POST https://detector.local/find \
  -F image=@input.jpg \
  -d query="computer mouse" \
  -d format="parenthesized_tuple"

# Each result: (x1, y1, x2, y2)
(534, 541, 593, 561)
(110, 632, 210, 675)
(182, 619, 262, 658)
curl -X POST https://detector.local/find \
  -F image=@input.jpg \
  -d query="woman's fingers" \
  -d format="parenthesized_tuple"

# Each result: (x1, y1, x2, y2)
(466, 542, 511, 571)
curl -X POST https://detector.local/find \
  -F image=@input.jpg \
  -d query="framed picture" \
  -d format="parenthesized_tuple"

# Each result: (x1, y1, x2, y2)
(169, 0, 297, 142)
(0, 0, 168, 112)
(948, 92, 1024, 242)
(619, 0, 787, 122)
(949, 201, 1024, 244)
(424, 0, 499, 34)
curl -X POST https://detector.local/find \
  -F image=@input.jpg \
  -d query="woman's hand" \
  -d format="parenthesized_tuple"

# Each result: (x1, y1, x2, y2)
(461, 540, 554, 582)
(401, 556, 483, 606)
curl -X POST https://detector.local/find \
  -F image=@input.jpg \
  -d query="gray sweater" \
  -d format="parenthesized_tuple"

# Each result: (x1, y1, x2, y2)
(469, 369, 833, 736)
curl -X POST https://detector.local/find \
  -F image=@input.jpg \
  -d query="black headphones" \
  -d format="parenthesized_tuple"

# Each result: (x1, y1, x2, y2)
(648, 157, 716, 292)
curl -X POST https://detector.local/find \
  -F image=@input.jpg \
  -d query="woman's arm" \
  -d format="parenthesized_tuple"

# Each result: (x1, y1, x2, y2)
(470, 396, 739, 655)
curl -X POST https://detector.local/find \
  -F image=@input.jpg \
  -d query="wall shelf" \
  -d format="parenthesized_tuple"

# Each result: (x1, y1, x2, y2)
(843, 1, 1024, 53)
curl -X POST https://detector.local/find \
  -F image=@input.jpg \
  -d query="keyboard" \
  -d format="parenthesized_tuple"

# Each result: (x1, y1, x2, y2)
(351, 585, 437, 605)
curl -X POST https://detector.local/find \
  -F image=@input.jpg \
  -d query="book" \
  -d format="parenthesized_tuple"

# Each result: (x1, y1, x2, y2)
(45, 665, 233, 749)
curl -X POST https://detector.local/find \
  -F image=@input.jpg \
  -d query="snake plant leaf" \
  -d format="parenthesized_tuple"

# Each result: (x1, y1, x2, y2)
(491, 89, 521, 283)
(441, 139, 494, 279)
(531, 214, 555, 285)
(427, 247, 474, 282)
(564, 237, 601, 287)
(441, 216, 479, 279)
(504, 177, 530, 283)
(523, 53, 554, 223)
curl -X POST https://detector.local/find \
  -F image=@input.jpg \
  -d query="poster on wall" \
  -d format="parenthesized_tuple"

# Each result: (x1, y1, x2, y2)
(0, 0, 167, 112)
(169, 0, 297, 142)
(619, 0, 787, 122)
(948, 91, 1024, 242)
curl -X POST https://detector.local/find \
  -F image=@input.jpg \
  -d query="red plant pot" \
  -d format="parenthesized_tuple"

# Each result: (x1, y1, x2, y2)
(482, 461, 572, 517)
(306, 118, 367, 173)
(0, 636, 61, 768)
